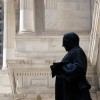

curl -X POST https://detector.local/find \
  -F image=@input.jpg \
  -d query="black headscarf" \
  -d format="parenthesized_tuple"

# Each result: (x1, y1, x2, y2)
(63, 32, 80, 51)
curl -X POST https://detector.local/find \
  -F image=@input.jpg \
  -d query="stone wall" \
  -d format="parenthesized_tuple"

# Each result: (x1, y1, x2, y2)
(45, 0, 91, 32)
(3, 0, 100, 100)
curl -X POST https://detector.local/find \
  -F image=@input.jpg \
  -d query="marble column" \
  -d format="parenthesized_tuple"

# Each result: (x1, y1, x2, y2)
(3, 0, 15, 69)
(19, 0, 35, 34)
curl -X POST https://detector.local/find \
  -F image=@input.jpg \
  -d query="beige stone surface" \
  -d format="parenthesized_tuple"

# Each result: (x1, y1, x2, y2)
(45, 0, 91, 31)
(1, 0, 100, 100)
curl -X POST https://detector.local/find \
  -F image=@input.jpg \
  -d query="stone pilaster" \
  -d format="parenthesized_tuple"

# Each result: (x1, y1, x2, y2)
(88, 0, 100, 90)
(88, 0, 100, 65)
(3, 0, 15, 69)
(19, 0, 35, 34)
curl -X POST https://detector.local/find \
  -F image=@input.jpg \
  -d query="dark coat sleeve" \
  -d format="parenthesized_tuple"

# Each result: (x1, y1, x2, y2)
(59, 49, 87, 82)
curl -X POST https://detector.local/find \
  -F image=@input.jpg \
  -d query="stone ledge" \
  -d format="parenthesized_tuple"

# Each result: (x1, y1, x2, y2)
(0, 86, 12, 94)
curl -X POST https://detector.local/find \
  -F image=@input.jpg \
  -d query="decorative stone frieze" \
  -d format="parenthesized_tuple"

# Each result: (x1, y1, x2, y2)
(7, 59, 97, 100)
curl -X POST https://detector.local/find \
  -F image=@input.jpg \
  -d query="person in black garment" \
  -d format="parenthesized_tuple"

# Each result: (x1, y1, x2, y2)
(50, 32, 92, 100)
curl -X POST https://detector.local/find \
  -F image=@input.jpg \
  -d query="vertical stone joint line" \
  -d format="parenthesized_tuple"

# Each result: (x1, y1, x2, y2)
(45, 0, 57, 9)
(20, 0, 33, 10)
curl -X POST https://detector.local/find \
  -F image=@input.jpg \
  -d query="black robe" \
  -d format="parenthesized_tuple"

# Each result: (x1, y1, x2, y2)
(51, 46, 92, 100)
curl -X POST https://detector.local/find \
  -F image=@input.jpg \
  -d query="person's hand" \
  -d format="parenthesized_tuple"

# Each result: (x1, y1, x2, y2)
(50, 64, 57, 78)
(50, 63, 63, 77)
